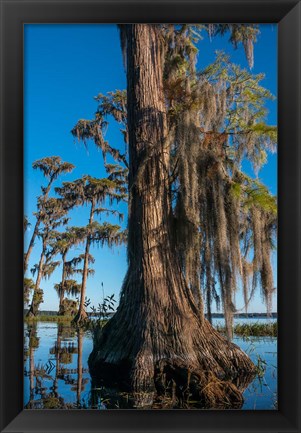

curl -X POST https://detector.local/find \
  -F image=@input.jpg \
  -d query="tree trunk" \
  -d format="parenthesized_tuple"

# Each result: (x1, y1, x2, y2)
(24, 182, 52, 271)
(89, 24, 255, 408)
(58, 252, 67, 315)
(24, 218, 40, 271)
(73, 201, 95, 324)
(27, 238, 46, 317)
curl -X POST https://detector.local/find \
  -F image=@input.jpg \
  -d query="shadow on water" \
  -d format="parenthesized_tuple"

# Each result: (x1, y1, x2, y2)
(89, 372, 256, 410)
(23, 323, 277, 410)
(88, 349, 256, 410)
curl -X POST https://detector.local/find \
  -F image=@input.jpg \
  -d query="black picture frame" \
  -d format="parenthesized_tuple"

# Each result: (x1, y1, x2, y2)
(0, 1, 300, 432)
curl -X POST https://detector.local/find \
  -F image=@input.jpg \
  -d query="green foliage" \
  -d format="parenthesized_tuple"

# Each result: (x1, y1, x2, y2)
(87, 291, 116, 330)
(198, 52, 277, 173)
(244, 183, 277, 215)
(216, 322, 277, 337)
(87, 221, 126, 247)
(25, 314, 73, 323)
(94, 90, 127, 124)
(32, 156, 74, 180)
(42, 261, 61, 280)
(59, 298, 78, 316)
(28, 326, 40, 348)
(56, 175, 127, 208)
(36, 198, 70, 232)
(48, 230, 79, 257)
(64, 253, 95, 277)
(24, 277, 35, 305)
(54, 279, 81, 299)
(24, 215, 31, 232)
(71, 106, 128, 167)
(229, 182, 242, 199)
(30, 288, 44, 315)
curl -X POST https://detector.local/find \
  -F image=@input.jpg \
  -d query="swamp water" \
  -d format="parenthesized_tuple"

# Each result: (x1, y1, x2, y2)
(24, 319, 277, 410)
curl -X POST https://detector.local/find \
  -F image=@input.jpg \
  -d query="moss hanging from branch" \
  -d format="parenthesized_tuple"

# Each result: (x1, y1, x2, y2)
(162, 26, 277, 337)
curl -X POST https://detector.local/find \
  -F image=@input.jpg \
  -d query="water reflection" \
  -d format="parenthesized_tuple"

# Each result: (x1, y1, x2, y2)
(24, 324, 89, 409)
(24, 323, 277, 410)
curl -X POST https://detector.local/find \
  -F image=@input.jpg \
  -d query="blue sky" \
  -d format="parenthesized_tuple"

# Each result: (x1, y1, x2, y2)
(24, 24, 277, 313)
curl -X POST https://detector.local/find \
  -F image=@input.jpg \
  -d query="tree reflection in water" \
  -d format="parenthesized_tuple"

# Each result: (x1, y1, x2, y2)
(24, 324, 276, 410)
(24, 323, 88, 409)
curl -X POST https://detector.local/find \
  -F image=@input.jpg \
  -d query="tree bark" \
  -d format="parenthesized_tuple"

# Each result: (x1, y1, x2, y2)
(73, 201, 95, 324)
(27, 237, 46, 317)
(24, 182, 52, 271)
(58, 251, 67, 315)
(24, 218, 40, 271)
(89, 24, 255, 408)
